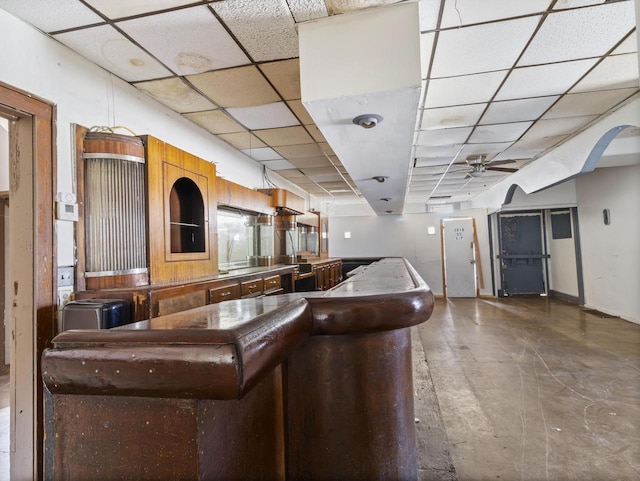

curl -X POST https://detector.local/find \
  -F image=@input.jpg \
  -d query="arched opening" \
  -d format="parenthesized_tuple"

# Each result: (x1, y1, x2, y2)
(169, 177, 205, 253)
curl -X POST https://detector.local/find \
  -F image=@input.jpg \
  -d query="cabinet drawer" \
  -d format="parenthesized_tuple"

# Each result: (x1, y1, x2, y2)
(241, 278, 264, 297)
(209, 283, 241, 304)
(264, 275, 281, 292)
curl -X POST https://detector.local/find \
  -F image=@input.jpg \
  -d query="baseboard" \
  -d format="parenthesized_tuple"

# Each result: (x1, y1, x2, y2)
(549, 290, 581, 305)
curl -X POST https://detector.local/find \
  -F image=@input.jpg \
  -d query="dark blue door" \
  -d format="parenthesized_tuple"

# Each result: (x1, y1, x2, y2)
(499, 213, 545, 295)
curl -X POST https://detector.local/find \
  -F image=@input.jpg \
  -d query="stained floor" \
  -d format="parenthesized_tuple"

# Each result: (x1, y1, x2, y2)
(1, 297, 639, 481)
(415, 297, 640, 481)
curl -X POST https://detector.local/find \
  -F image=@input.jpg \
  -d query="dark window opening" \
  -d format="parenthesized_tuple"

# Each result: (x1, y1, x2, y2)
(551, 210, 572, 239)
(169, 177, 205, 253)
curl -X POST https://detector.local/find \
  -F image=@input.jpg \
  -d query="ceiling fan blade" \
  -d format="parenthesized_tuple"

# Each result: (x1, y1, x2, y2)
(486, 166, 518, 173)
(430, 168, 469, 176)
(486, 159, 517, 166)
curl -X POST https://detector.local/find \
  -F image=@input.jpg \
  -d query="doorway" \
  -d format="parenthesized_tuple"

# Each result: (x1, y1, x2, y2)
(0, 82, 56, 481)
(498, 211, 548, 295)
(442, 218, 477, 298)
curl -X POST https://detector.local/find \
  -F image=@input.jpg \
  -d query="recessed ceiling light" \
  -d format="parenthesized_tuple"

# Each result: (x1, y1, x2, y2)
(353, 114, 383, 129)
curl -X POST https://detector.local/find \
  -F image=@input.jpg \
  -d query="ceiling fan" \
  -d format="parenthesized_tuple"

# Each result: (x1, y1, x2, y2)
(437, 154, 519, 178)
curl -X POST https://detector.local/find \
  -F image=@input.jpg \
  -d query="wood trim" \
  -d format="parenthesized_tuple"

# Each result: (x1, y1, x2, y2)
(0, 81, 56, 480)
(74, 125, 88, 292)
(440, 220, 447, 299)
(472, 218, 484, 292)
(216, 178, 274, 215)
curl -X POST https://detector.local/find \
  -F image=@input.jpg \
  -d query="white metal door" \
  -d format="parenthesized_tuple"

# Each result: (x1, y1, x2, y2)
(443, 218, 476, 297)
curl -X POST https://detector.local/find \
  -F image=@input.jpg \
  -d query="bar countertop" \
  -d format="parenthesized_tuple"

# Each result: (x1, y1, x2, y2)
(42, 258, 434, 399)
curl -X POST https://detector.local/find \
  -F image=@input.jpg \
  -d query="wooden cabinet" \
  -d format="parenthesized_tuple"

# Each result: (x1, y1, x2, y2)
(144, 135, 218, 285)
(209, 283, 241, 304)
(264, 275, 282, 294)
(241, 278, 264, 298)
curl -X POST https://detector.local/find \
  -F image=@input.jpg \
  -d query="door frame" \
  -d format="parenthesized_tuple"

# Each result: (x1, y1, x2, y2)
(441, 217, 481, 298)
(496, 209, 549, 296)
(0, 81, 56, 480)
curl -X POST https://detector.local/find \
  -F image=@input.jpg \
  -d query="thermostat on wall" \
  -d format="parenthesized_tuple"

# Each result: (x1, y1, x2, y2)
(56, 192, 78, 221)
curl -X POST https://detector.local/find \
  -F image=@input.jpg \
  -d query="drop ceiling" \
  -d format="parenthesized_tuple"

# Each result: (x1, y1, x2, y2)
(0, 0, 637, 213)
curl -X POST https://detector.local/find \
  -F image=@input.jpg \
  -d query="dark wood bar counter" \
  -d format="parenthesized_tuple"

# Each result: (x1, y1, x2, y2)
(42, 258, 434, 480)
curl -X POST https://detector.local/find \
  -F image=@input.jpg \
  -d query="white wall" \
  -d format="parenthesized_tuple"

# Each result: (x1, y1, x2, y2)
(0, 9, 312, 269)
(547, 209, 579, 298)
(503, 180, 577, 211)
(329, 209, 492, 296)
(576, 165, 640, 323)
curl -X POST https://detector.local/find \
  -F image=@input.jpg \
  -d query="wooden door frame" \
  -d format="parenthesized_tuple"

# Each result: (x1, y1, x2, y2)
(0, 81, 56, 480)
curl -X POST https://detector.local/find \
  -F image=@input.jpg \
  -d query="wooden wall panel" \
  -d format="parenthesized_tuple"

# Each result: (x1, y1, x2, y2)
(217, 177, 274, 215)
(144, 136, 218, 285)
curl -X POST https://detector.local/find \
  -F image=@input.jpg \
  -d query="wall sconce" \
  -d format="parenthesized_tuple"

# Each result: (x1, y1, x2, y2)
(603, 208, 611, 225)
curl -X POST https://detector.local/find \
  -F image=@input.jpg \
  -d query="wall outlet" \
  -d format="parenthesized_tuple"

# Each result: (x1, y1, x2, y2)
(58, 287, 73, 309)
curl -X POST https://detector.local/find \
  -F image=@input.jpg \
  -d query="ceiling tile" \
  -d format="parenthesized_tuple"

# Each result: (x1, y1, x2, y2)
(480, 96, 559, 125)
(421, 104, 486, 129)
(300, 166, 340, 176)
(460, 142, 514, 156)
(277, 169, 307, 179)
(425, 71, 507, 108)
(417, 127, 473, 146)
(414, 145, 462, 158)
(571, 54, 639, 93)
(318, 142, 336, 156)
(135, 78, 216, 113)
(288, 156, 333, 169)
(492, 146, 546, 162)
(509, 135, 566, 151)
(183, 110, 245, 134)
(305, 124, 327, 142)
(518, 2, 636, 66)
(54, 25, 172, 82)
(420, 32, 435, 78)
(553, 0, 606, 10)
(419, 0, 442, 31)
(227, 102, 299, 130)
(260, 159, 297, 171)
(287, 0, 328, 22)
(274, 143, 323, 159)
(470, 122, 532, 143)
(211, 0, 299, 62)
(259, 59, 301, 100)
(84, 0, 195, 19)
(518, 115, 597, 140)
(413, 157, 453, 169)
(431, 17, 540, 78)
(439, 0, 549, 28)
(543, 88, 637, 119)
(240, 147, 282, 161)
(325, 0, 404, 15)
(253, 126, 314, 146)
(613, 31, 637, 55)
(117, 6, 250, 75)
(287, 100, 314, 125)
(0, 0, 103, 32)
(495, 59, 597, 101)
(187, 66, 280, 108)
(218, 132, 267, 151)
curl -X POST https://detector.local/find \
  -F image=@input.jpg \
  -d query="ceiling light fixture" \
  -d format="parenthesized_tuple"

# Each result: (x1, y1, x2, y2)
(380, 197, 391, 202)
(353, 114, 383, 129)
(372, 176, 388, 183)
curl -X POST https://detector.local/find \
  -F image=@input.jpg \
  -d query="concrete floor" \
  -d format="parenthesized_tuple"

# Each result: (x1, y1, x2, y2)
(1, 297, 638, 481)
(415, 297, 640, 481)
